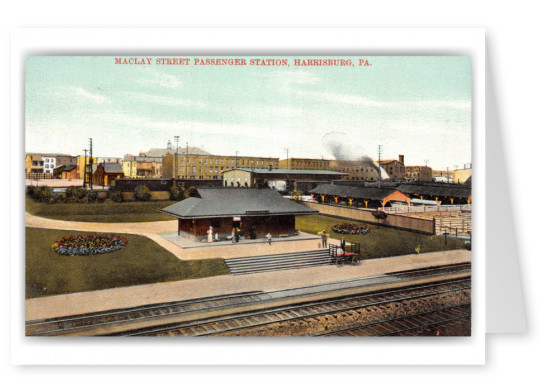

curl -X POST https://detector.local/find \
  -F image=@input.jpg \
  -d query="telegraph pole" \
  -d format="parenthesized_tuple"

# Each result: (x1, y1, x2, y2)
(83, 149, 87, 188)
(377, 145, 383, 188)
(88, 138, 93, 189)
(174, 135, 180, 179)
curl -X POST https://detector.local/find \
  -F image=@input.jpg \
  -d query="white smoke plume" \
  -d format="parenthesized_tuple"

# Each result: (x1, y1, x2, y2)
(322, 131, 389, 180)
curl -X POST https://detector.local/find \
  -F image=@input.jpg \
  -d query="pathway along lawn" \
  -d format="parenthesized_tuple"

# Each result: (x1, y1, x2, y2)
(295, 215, 468, 259)
(26, 228, 228, 299)
(25, 196, 177, 223)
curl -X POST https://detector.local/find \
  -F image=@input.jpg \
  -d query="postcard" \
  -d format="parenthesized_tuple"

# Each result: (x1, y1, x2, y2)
(24, 54, 473, 338)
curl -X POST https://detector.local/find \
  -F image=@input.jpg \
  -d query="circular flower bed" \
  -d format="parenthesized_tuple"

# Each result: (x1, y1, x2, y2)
(52, 234, 128, 256)
(332, 223, 369, 235)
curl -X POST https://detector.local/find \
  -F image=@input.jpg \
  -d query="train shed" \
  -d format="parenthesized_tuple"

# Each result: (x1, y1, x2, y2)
(310, 183, 411, 208)
(397, 182, 472, 205)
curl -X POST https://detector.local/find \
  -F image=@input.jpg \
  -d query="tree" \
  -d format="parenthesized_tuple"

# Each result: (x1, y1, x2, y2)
(134, 185, 152, 201)
(372, 210, 387, 228)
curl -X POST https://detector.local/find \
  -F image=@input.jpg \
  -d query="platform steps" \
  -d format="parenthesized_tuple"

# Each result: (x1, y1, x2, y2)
(224, 249, 332, 275)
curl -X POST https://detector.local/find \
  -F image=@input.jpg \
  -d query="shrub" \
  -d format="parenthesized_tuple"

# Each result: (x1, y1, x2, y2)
(26, 185, 36, 197)
(54, 192, 67, 203)
(170, 184, 184, 201)
(66, 187, 84, 199)
(134, 185, 151, 201)
(33, 186, 54, 203)
(86, 190, 97, 202)
(109, 189, 124, 203)
(170, 184, 195, 201)
(372, 210, 388, 220)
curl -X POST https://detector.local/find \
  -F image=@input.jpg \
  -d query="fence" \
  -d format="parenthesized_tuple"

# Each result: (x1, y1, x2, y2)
(25, 173, 53, 180)
(302, 201, 435, 234)
(379, 204, 472, 214)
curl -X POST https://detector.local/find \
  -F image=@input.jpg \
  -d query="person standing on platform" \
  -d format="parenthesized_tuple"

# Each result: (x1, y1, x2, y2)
(321, 231, 328, 248)
(266, 233, 272, 245)
(231, 228, 236, 243)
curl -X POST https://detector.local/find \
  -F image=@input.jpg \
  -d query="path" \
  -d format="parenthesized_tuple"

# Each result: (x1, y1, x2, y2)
(25, 212, 332, 260)
(25, 249, 471, 320)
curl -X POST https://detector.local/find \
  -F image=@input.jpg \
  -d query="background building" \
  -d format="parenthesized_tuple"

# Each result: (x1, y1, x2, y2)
(279, 158, 330, 170)
(405, 165, 433, 182)
(453, 167, 472, 183)
(77, 155, 98, 181)
(378, 155, 405, 180)
(328, 159, 380, 182)
(163, 153, 279, 179)
(123, 156, 163, 178)
(92, 163, 124, 187)
(222, 168, 347, 191)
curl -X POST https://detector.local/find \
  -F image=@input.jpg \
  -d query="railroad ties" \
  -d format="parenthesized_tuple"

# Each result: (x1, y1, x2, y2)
(25, 263, 471, 337)
(224, 249, 332, 275)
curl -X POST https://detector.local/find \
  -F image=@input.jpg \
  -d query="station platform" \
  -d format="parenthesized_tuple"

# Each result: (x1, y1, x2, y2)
(25, 249, 471, 321)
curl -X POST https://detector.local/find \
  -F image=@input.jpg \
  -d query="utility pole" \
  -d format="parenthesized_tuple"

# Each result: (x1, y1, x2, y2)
(88, 138, 93, 189)
(83, 149, 87, 188)
(377, 145, 383, 188)
(424, 159, 429, 167)
(285, 148, 290, 169)
(174, 135, 180, 179)
(185, 141, 188, 179)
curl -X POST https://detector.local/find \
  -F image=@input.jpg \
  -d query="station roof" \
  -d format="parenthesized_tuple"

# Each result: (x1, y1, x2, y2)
(310, 183, 402, 201)
(222, 168, 346, 177)
(160, 188, 318, 219)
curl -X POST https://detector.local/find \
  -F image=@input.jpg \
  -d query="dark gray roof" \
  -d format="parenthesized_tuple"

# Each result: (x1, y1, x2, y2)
(310, 184, 401, 201)
(223, 168, 346, 176)
(160, 188, 318, 218)
(61, 164, 77, 172)
(397, 183, 471, 198)
(102, 163, 123, 173)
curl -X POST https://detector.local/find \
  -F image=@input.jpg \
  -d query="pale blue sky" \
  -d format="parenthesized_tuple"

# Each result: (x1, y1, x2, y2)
(25, 56, 471, 169)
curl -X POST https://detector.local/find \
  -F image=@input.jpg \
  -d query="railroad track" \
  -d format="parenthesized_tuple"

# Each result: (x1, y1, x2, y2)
(26, 263, 471, 337)
(316, 304, 471, 336)
(118, 278, 471, 336)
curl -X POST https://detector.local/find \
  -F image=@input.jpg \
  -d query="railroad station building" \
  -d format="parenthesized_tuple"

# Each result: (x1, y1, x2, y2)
(310, 183, 411, 208)
(159, 188, 318, 242)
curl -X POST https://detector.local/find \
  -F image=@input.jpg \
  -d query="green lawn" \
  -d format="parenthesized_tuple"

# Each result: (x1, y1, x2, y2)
(25, 196, 177, 222)
(296, 215, 467, 259)
(26, 228, 229, 299)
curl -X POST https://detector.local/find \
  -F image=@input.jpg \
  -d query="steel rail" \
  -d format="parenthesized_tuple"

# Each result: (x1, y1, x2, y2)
(123, 280, 470, 337)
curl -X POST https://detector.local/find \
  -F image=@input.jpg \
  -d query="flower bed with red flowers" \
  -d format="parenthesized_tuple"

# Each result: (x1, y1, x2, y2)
(52, 234, 128, 256)
(332, 223, 369, 235)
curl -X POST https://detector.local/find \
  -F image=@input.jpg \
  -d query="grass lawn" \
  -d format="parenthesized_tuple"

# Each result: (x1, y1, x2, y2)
(26, 228, 229, 299)
(296, 215, 468, 259)
(25, 196, 177, 222)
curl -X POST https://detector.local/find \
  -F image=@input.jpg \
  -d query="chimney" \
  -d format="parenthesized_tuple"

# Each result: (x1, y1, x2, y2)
(398, 154, 404, 164)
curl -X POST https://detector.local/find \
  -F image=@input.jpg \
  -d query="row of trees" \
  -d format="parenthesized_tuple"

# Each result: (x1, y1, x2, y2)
(27, 184, 196, 204)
